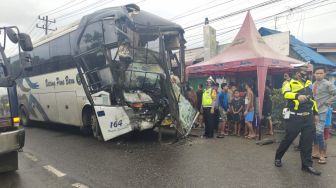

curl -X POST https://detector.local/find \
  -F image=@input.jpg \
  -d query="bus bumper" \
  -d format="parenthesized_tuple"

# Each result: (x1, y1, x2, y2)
(0, 129, 25, 155)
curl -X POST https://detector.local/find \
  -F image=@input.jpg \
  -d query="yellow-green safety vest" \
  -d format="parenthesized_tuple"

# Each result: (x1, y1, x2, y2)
(202, 88, 213, 107)
(282, 79, 318, 112)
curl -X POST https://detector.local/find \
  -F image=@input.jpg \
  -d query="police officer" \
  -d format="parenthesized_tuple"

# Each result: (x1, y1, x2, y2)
(202, 76, 216, 138)
(274, 64, 321, 176)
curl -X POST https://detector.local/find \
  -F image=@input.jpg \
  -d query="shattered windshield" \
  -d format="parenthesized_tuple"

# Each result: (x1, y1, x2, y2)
(104, 23, 163, 92)
(124, 38, 162, 91)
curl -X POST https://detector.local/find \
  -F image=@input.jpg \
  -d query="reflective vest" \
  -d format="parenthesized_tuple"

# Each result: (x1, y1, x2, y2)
(282, 79, 318, 113)
(202, 88, 213, 107)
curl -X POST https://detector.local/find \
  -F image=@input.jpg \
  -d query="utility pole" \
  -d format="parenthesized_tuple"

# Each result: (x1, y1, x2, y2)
(36, 16, 57, 35)
(274, 16, 278, 30)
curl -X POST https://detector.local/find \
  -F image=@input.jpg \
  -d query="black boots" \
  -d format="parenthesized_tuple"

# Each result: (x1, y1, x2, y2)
(274, 159, 282, 167)
(301, 166, 321, 176)
(274, 159, 321, 176)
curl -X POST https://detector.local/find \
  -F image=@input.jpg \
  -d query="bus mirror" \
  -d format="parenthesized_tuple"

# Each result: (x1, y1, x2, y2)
(20, 52, 32, 71)
(5, 28, 19, 44)
(18, 33, 33, 52)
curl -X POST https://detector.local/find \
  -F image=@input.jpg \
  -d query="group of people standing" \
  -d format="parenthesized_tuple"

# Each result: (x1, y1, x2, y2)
(275, 65, 336, 176)
(186, 64, 335, 176)
(189, 77, 272, 140)
(186, 63, 335, 176)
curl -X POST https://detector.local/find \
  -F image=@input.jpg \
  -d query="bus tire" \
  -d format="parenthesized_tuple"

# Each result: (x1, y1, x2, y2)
(81, 110, 92, 136)
(91, 112, 103, 141)
(20, 106, 30, 126)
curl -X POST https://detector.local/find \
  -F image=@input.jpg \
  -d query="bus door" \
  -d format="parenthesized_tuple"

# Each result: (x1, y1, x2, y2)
(76, 48, 133, 141)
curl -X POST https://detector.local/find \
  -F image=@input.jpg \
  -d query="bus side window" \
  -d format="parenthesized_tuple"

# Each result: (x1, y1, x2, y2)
(50, 33, 74, 71)
(79, 22, 103, 52)
(32, 43, 50, 76)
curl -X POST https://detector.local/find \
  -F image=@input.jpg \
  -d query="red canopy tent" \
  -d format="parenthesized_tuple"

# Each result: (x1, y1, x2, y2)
(186, 11, 305, 115)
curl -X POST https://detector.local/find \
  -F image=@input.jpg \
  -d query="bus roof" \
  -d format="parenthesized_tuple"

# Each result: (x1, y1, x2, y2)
(72, 4, 184, 55)
(34, 4, 184, 51)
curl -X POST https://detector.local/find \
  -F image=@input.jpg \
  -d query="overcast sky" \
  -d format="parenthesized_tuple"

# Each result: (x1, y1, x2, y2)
(1, 0, 336, 55)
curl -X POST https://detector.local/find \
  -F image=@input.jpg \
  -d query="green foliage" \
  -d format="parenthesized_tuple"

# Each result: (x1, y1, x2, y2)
(271, 88, 287, 129)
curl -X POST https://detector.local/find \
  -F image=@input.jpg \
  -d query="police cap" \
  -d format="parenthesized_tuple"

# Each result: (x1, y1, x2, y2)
(291, 63, 309, 72)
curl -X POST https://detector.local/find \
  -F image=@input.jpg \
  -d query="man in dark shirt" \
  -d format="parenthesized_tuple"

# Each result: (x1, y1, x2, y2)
(196, 84, 204, 127)
(262, 80, 273, 135)
(196, 84, 203, 112)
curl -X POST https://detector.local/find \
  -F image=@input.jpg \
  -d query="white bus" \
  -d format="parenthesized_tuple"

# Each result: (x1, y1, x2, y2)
(8, 4, 197, 141)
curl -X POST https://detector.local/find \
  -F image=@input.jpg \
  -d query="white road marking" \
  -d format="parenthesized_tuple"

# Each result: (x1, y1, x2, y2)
(23, 152, 38, 162)
(43, 165, 66, 177)
(72, 183, 90, 188)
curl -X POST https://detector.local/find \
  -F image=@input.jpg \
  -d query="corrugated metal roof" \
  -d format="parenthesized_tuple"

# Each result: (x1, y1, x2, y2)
(258, 27, 336, 67)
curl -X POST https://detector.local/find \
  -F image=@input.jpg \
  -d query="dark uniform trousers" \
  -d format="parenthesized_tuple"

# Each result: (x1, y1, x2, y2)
(203, 107, 214, 138)
(275, 114, 315, 167)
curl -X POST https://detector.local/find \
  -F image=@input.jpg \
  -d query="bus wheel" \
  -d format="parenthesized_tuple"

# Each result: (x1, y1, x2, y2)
(20, 107, 30, 126)
(91, 112, 103, 141)
(80, 111, 92, 136)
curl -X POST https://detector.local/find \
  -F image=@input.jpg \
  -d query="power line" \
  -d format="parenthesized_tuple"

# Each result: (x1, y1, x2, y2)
(184, 0, 288, 30)
(182, 0, 293, 37)
(28, 0, 147, 42)
(171, 0, 235, 21)
(57, 0, 147, 23)
(216, 7, 336, 44)
(48, 0, 92, 16)
(56, 0, 114, 20)
(184, 0, 327, 39)
(169, 0, 220, 20)
(26, 0, 91, 35)
(178, 0, 247, 26)
(186, 1, 335, 47)
(26, 18, 38, 34)
(39, 0, 82, 15)
(28, 0, 113, 38)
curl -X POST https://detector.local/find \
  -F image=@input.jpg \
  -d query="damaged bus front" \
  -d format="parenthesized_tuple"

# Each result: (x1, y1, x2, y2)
(73, 4, 197, 141)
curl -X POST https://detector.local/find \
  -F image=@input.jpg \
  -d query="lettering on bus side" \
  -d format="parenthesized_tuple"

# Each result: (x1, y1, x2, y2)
(45, 79, 56, 87)
(110, 120, 123, 128)
(45, 76, 76, 88)
(65, 76, 75, 85)
(56, 77, 65, 85)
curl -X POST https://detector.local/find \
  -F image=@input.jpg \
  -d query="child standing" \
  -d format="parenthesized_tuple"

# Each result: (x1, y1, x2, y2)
(231, 90, 244, 136)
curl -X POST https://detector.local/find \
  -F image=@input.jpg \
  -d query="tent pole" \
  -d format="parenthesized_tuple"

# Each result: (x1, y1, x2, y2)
(257, 65, 268, 141)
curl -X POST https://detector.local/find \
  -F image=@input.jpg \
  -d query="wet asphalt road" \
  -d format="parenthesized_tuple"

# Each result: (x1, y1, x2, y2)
(1, 123, 336, 188)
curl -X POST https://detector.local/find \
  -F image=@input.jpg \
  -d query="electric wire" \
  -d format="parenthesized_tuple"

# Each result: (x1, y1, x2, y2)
(169, 0, 221, 20)
(186, 1, 336, 48)
(185, 0, 329, 40)
(184, 0, 287, 30)
(171, 0, 235, 21)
